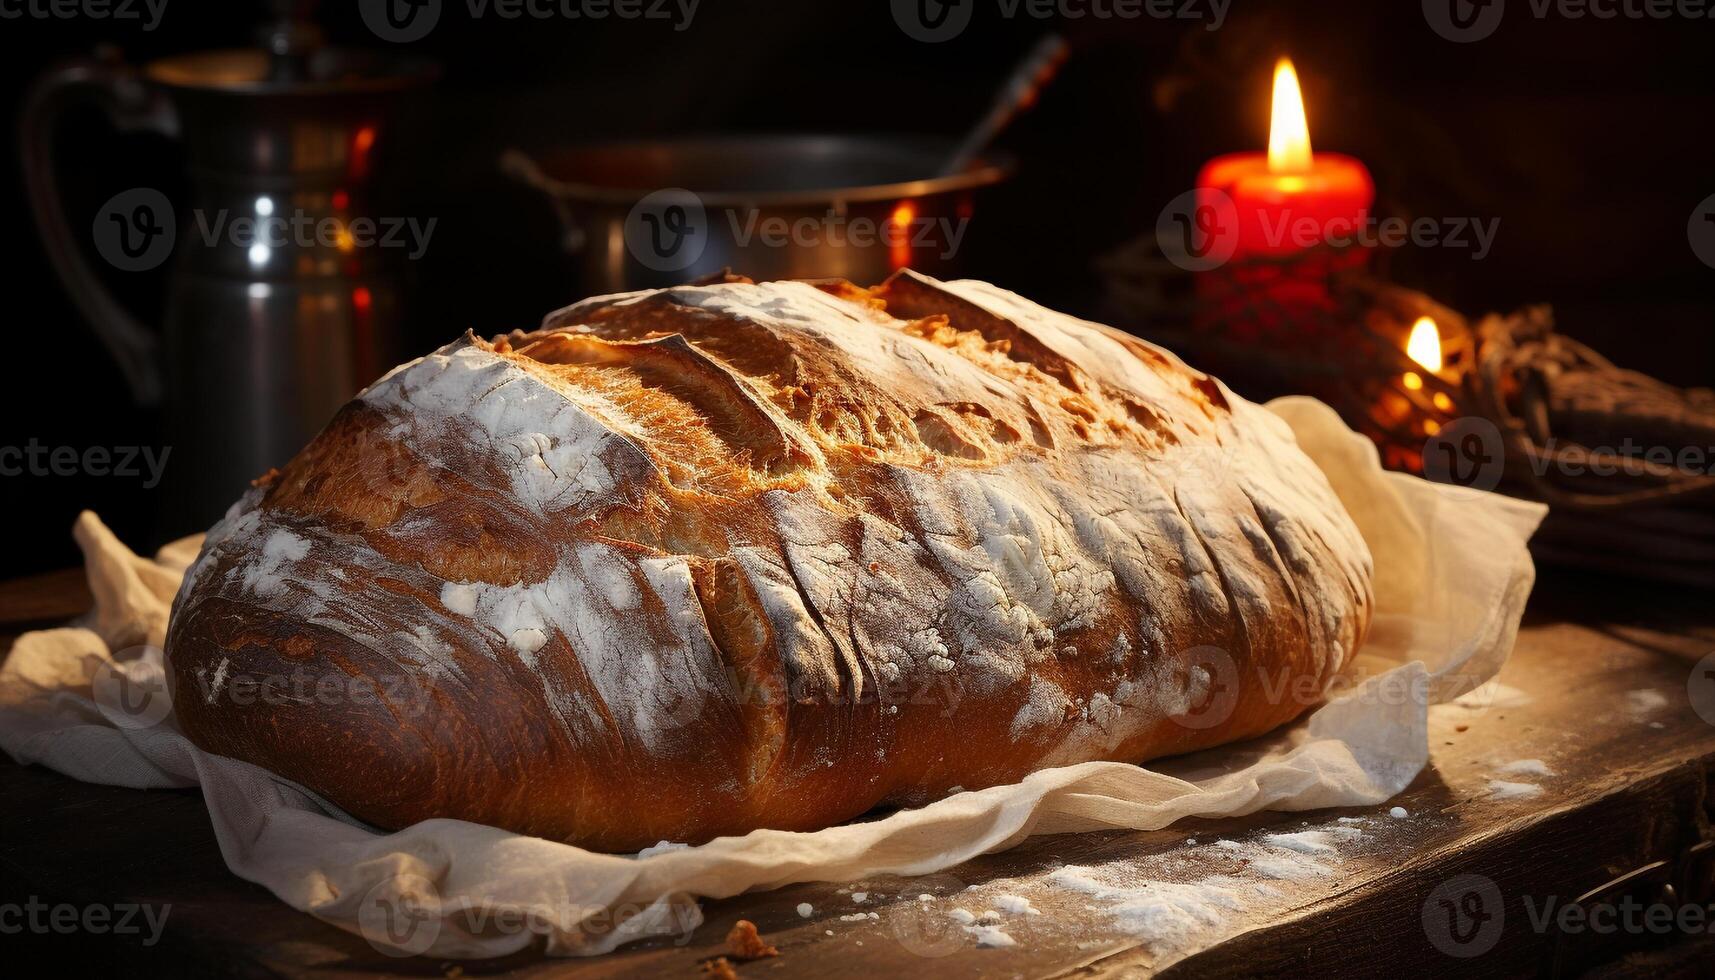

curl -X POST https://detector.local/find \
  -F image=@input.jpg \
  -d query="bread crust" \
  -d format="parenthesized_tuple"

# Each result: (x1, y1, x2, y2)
(165, 272, 1373, 851)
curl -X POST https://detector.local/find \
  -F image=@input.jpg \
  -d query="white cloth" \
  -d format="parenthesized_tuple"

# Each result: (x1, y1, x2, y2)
(0, 398, 1545, 958)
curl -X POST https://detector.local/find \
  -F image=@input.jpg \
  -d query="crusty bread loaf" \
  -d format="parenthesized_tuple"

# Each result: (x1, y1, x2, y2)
(164, 271, 1372, 851)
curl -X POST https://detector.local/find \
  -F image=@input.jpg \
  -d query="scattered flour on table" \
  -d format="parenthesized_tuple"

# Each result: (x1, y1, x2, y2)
(1627, 689, 1668, 717)
(965, 924, 1017, 948)
(1488, 779, 1543, 799)
(1497, 759, 1554, 778)
(993, 894, 1042, 916)
(796, 903, 813, 918)
(1046, 866, 1247, 950)
(865, 820, 1397, 955)
(1444, 680, 1534, 711)
(1389, 807, 1409, 819)
(634, 841, 688, 858)
(1029, 825, 1371, 953)
(1247, 851, 1334, 881)
(1261, 831, 1341, 855)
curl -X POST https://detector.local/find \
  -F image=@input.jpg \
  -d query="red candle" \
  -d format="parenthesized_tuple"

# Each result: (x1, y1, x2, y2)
(1194, 59, 1375, 333)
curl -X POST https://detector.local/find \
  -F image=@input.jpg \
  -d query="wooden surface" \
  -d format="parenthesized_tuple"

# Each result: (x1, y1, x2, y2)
(2, 566, 1713, 978)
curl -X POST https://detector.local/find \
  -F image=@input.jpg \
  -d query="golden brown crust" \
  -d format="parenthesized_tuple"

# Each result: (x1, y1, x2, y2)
(165, 272, 1373, 851)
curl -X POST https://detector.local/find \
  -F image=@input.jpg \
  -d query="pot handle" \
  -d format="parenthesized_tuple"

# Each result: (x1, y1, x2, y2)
(20, 49, 180, 405)
(500, 149, 590, 253)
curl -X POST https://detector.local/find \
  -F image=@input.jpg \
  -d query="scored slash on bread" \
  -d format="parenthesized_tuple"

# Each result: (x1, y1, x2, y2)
(164, 270, 1373, 852)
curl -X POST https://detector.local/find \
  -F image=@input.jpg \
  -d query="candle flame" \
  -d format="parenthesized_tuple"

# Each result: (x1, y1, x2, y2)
(1407, 316, 1443, 373)
(1268, 58, 1313, 174)
(888, 200, 917, 271)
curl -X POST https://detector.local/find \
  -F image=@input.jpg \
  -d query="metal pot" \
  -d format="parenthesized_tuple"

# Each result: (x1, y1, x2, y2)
(502, 135, 1012, 292)
(21, 31, 435, 528)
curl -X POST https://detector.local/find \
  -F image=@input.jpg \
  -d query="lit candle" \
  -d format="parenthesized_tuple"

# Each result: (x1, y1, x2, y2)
(1403, 315, 1457, 428)
(1372, 314, 1458, 463)
(1404, 316, 1443, 387)
(1195, 59, 1375, 331)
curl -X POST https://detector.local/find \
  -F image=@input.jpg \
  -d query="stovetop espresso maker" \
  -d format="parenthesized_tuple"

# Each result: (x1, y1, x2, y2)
(22, 1, 436, 529)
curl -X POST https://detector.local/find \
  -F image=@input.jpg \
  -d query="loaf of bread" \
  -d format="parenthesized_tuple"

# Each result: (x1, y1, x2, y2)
(165, 271, 1373, 851)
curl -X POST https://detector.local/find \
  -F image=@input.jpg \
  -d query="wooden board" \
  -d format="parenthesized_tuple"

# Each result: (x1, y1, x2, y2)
(2, 567, 1713, 978)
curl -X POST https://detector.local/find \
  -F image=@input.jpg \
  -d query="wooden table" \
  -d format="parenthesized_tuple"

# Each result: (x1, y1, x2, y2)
(3, 567, 1713, 978)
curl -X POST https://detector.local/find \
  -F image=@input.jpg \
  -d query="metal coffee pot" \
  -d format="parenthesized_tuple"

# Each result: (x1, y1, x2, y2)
(22, 16, 435, 529)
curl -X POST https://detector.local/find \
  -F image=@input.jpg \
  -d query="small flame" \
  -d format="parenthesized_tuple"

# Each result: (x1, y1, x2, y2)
(888, 201, 917, 271)
(1407, 316, 1443, 373)
(1267, 58, 1312, 174)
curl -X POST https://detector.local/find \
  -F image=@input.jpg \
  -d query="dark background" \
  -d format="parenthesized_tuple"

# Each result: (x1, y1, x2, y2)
(1, 0, 1711, 576)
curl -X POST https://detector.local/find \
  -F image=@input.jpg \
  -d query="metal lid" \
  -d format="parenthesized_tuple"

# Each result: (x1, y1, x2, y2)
(144, 47, 437, 96)
(504, 135, 1014, 208)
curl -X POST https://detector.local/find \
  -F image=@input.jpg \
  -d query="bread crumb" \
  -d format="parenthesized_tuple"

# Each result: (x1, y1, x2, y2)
(851, 892, 868, 903)
(724, 920, 778, 961)
(701, 957, 739, 980)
